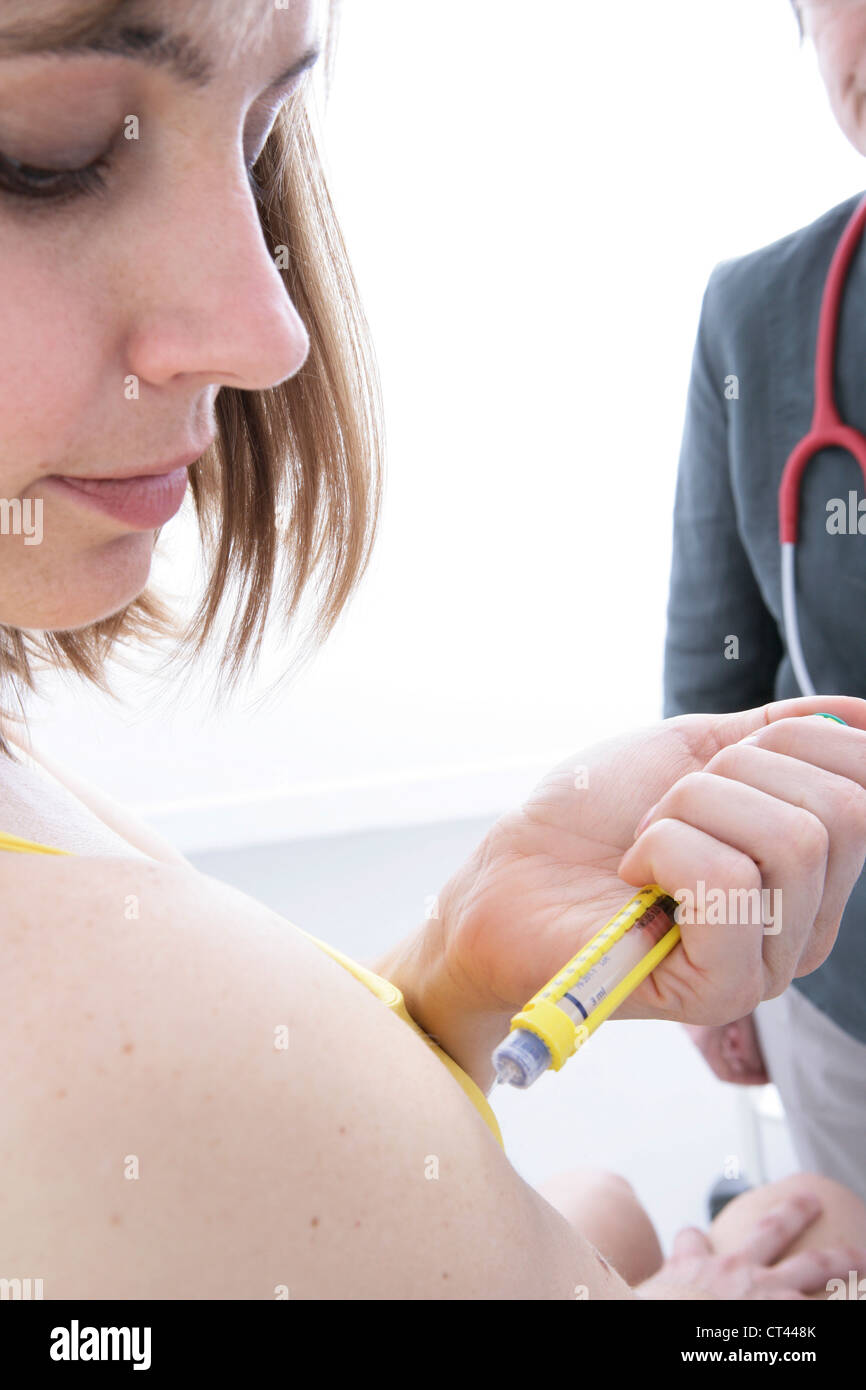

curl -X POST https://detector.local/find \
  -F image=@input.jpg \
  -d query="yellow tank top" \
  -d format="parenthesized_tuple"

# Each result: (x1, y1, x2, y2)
(0, 830, 504, 1148)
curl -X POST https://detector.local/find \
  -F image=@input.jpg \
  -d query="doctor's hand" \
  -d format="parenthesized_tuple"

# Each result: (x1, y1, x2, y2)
(636, 1191, 866, 1301)
(376, 695, 866, 1091)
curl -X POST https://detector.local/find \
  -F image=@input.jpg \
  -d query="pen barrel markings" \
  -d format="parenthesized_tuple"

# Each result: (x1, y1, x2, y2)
(494, 887, 681, 1084)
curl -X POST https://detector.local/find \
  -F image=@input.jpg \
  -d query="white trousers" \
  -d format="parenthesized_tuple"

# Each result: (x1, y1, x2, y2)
(753, 987, 866, 1207)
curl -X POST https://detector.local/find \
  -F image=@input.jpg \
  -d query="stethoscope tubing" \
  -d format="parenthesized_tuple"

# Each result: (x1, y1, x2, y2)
(778, 193, 866, 695)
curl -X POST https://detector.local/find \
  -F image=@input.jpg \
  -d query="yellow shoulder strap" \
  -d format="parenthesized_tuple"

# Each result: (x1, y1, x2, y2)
(296, 928, 505, 1150)
(0, 831, 71, 856)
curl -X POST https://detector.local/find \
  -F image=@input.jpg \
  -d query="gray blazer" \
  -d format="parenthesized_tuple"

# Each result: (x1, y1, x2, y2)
(663, 191, 866, 1044)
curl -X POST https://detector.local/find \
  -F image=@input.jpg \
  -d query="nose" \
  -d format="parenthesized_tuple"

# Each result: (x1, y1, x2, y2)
(121, 151, 311, 392)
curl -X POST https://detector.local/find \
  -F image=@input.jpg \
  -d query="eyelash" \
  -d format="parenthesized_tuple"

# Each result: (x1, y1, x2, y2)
(0, 148, 266, 207)
(0, 150, 112, 204)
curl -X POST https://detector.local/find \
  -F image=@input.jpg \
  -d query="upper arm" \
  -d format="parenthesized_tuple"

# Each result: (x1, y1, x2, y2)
(664, 266, 781, 717)
(1, 855, 631, 1301)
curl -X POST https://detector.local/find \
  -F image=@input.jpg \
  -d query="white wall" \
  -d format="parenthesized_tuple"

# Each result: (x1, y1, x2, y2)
(23, 0, 866, 851)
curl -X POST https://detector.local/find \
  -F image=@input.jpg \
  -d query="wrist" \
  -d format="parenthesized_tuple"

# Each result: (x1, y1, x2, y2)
(371, 921, 509, 1095)
(370, 919, 445, 1036)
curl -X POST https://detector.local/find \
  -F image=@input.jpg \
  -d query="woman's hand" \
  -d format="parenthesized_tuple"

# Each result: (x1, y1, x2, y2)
(381, 694, 866, 1089)
(636, 1192, 866, 1300)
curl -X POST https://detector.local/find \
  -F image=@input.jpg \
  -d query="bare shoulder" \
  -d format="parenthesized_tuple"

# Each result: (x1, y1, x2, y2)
(0, 854, 623, 1300)
(2, 731, 190, 865)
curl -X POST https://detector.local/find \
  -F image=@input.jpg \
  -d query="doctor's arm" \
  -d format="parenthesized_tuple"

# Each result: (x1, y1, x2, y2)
(663, 269, 782, 721)
(663, 269, 779, 1082)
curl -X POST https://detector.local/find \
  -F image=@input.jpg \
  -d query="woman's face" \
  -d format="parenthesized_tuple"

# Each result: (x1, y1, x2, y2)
(801, 1, 866, 155)
(0, 0, 316, 631)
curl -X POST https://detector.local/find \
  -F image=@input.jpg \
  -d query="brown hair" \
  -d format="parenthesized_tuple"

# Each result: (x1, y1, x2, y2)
(0, 0, 385, 748)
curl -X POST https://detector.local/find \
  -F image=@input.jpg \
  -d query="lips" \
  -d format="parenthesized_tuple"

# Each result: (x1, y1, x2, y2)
(45, 465, 190, 529)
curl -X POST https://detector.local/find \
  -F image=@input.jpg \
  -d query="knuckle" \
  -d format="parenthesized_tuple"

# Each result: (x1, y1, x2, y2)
(786, 1189, 816, 1210)
(755, 1210, 787, 1238)
(787, 809, 829, 865)
(655, 771, 706, 816)
(707, 848, 762, 899)
(810, 1250, 837, 1275)
(704, 744, 747, 776)
(834, 779, 866, 836)
(732, 854, 764, 895)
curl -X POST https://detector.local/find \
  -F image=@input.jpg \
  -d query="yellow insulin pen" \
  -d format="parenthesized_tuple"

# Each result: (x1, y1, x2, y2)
(492, 885, 681, 1088)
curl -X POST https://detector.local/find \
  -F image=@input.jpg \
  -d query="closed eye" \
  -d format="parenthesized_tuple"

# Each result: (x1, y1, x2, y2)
(0, 147, 267, 206)
(0, 150, 113, 203)
(0, 52, 315, 212)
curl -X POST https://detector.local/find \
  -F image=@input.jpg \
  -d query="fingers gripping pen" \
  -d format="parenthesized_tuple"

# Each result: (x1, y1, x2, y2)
(492, 714, 849, 1089)
(492, 885, 681, 1088)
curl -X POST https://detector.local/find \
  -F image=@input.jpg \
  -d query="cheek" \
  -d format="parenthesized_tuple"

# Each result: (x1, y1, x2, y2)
(0, 235, 106, 476)
(816, 14, 866, 122)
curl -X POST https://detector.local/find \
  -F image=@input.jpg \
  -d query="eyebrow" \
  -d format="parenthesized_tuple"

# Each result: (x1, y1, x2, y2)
(0, 5, 321, 92)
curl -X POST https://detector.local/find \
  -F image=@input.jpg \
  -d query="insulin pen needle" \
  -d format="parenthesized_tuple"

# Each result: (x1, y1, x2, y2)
(490, 1059, 522, 1089)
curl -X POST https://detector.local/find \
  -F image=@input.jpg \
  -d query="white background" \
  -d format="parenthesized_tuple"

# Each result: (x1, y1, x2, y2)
(22, 0, 866, 849)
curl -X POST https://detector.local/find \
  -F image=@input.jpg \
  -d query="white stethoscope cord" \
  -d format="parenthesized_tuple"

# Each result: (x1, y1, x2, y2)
(781, 544, 816, 697)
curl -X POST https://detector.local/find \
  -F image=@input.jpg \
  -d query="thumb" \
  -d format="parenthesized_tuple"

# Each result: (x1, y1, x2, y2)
(696, 695, 866, 749)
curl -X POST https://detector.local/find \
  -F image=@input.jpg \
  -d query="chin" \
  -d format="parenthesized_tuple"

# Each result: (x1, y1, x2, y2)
(1, 532, 155, 631)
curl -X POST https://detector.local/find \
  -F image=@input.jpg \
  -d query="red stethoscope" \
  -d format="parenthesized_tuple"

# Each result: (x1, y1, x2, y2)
(779, 192, 866, 695)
